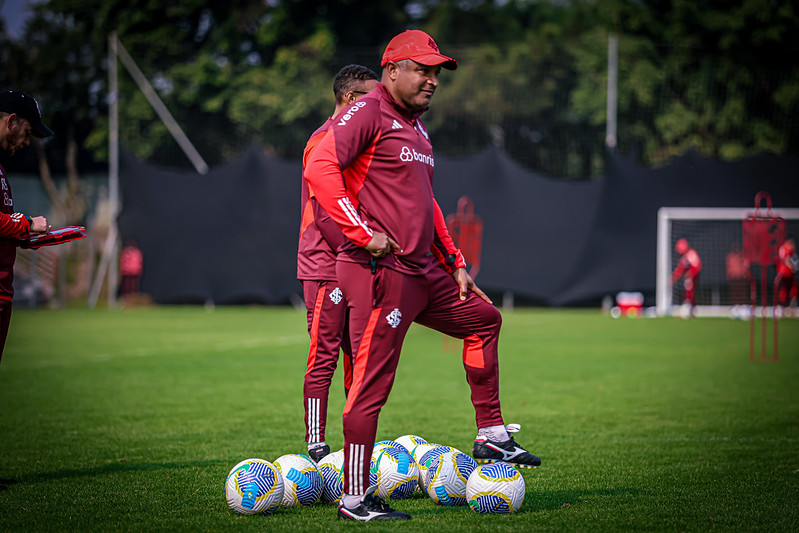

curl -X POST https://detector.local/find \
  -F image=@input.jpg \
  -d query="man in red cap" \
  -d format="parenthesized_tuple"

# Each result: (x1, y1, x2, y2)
(671, 238, 702, 316)
(305, 30, 541, 521)
(0, 89, 53, 491)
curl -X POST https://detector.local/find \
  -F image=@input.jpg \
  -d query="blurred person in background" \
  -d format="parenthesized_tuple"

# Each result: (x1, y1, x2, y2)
(0, 89, 54, 491)
(298, 65, 377, 463)
(672, 238, 702, 317)
(119, 240, 143, 298)
(775, 237, 798, 316)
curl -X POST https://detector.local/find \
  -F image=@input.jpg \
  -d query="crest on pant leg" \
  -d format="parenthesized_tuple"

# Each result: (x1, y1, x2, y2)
(386, 308, 402, 328)
(329, 287, 343, 305)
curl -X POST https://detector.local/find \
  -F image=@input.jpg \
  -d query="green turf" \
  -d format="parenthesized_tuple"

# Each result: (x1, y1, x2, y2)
(0, 307, 797, 531)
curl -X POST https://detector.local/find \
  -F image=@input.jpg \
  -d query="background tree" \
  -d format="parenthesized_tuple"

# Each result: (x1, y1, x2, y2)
(2, 0, 797, 182)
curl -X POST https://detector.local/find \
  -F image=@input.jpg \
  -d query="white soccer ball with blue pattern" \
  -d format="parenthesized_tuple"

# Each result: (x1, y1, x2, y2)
(425, 450, 478, 506)
(417, 444, 458, 493)
(225, 458, 284, 514)
(466, 462, 526, 513)
(374, 439, 409, 455)
(274, 453, 323, 507)
(317, 449, 345, 503)
(369, 444, 418, 499)
(394, 434, 428, 454)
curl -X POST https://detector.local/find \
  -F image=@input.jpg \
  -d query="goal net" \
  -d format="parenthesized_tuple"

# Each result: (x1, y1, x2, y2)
(656, 207, 799, 317)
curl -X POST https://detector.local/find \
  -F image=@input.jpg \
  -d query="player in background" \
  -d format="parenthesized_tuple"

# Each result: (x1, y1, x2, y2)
(305, 30, 541, 521)
(775, 237, 798, 316)
(671, 238, 702, 317)
(298, 65, 378, 463)
(0, 89, 54, 491)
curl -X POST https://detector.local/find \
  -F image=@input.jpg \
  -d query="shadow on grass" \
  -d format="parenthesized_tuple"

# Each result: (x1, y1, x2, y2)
(409, 487, 645, 518)
(520, 488, 646, 513)
(19, 458, 225, 483)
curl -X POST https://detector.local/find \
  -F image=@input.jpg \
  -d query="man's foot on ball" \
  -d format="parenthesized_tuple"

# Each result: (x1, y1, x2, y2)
(338, 486, 411, 521)
(308, 444, 330, 463)
(473, 435, 541, 469)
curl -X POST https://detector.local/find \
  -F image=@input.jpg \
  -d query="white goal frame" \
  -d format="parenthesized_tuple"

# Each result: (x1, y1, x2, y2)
(656, 207, 799, 317)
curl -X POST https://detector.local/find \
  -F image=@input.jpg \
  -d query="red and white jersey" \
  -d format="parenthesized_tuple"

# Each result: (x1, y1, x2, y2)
(297, 118, 343, 281)
(0, 163, 33, 302)
(672, 248, 702, 282)
(304, 83, 465, 276)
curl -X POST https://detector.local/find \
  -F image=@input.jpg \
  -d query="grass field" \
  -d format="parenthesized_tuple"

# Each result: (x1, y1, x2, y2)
(0, 306, 797, 531)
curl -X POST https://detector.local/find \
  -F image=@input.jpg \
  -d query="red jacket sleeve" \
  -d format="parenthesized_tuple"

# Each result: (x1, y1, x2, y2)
(0, 212, 31, 239)
(431, 199, 466, 273)
(304, 121, 375, 248)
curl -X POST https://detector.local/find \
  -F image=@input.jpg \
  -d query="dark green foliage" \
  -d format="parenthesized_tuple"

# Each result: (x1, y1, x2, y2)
(1, 1, 796, 178)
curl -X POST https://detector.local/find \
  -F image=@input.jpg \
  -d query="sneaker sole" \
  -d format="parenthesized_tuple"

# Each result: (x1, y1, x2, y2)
(474, 457, 538, 469)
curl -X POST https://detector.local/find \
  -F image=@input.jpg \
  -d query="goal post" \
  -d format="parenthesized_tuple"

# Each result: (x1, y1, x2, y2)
(656, 207, 799, 317)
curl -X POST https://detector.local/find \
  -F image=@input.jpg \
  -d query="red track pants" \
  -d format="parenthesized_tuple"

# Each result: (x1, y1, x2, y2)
(302, 280, 352, 445)
(336, 261, 504, 495)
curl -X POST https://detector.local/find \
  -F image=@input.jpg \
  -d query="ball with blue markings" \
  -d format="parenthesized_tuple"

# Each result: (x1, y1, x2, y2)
(374, 439, 409, 455)
(425, 450, 478, 506)
(273, 453, 323, 507)
(466, 462, 526, 513)
(394, 434, 429, 455)
(417, 444, 458, 493)
(369, 444, 418, 499)
(225, 458, 284, 514)
(317, 449, 345, 503)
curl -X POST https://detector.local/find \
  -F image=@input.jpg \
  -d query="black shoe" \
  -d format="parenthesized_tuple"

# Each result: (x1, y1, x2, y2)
(338, 486, 411, 521)
(308, 444, 331, 463)
(0, 478, 15, 491)
(473, 435, 541, 468)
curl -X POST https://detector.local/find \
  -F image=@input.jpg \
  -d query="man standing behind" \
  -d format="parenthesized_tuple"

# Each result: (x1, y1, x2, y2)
(671, 238, 702, 317)
(0, 89, 53, 491)
(298, 66, 377, 462)
(775, 237, 798, 315)
(305, 31, 541, 521)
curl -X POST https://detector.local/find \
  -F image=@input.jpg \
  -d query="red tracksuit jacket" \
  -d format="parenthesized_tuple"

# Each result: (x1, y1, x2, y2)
(304, 83, 465, 276)
(0, 163, 33, 303)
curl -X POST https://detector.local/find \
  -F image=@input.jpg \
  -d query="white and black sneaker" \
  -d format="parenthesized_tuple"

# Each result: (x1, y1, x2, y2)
(338, 486, 411, 521)
(473, 425, 541, 469)
(308, 444, 330, 463)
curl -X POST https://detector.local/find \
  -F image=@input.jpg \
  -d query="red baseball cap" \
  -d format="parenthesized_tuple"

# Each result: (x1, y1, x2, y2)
(381, 30, 458, 70)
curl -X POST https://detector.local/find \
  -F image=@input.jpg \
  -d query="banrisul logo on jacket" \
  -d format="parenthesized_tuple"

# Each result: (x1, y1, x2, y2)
(338, 101, 367, 126)
(399, 146, 434, 168)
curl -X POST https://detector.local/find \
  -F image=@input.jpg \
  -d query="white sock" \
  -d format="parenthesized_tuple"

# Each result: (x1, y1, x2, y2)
(308, 441, 326, 450)
(342, 493, 362, 508)
(478, 424, 509, 442)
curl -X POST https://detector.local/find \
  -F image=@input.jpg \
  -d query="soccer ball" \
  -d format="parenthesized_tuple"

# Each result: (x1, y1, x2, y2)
(273, 453, 323, 507)
(409, 442, 442, 492)
(416, 444, 457, 493)
(369, 444, 418, 499)
(225, 458, 284, 515)
(466, 462, 526, 513)
(394, 434, 428, 454)
(425, 450, 478, 506)
(374, 439, 409, 454)
(409, 441, 440, 467)
(317, 449, 345, 503)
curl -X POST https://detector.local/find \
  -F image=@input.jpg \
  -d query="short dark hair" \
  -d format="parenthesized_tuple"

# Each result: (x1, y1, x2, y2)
(333, 64, 377, 102)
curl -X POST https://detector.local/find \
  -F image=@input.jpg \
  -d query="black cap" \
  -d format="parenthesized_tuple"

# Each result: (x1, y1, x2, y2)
(0, 90, 54, 138)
